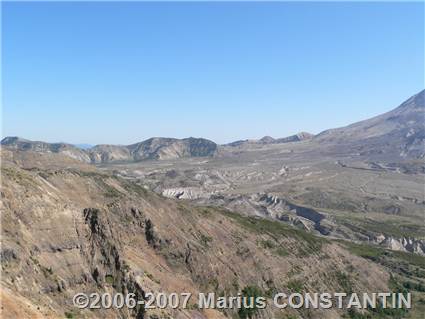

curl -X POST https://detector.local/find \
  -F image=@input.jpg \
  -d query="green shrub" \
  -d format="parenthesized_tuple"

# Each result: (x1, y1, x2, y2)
(274, 247, 289, 257)
(238, 285, 263, 319)
(64, 312, 74, 319)
(258, 239, 275, 249)
(286, 279, 303, 293)
(105, 274, 114, 285)
(335, 271, 353, 293)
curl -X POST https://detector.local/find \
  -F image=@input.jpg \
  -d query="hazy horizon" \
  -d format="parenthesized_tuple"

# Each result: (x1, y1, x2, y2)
(3, 2, 424, 145)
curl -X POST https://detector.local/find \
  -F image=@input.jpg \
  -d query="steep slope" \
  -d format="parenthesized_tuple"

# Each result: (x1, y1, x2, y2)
(1, 149, 408, 319)
(88, 144, 132, 163)
(128, 137, 218, 161)
(315, 90, 425, 159)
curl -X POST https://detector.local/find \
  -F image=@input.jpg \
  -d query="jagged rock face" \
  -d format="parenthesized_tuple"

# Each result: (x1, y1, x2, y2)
(375, 235, 425, 255)
(82, 208, 145, 318)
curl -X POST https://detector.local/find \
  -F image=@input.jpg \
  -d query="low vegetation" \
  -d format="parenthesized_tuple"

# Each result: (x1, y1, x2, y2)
(238, 285, 263, 319)
(219, 209, 326, 255)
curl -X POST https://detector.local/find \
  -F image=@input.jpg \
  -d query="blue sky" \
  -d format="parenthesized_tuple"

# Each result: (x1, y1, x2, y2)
(2, 2, 424, 145)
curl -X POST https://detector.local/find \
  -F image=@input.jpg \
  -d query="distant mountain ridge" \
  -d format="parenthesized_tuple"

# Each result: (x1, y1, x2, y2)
(227, 132, 314, 147)
(0, 137, 92, 162)
(1, 136, 218, 163)
(1, 132, 313, 163)
(2, 90, 424, 162)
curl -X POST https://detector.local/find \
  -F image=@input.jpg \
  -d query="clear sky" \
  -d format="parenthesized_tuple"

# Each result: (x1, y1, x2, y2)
(2, 1, 424, 145)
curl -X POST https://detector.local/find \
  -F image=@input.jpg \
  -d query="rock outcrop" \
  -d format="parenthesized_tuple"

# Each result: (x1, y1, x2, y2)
(375, 235, 425, 255)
